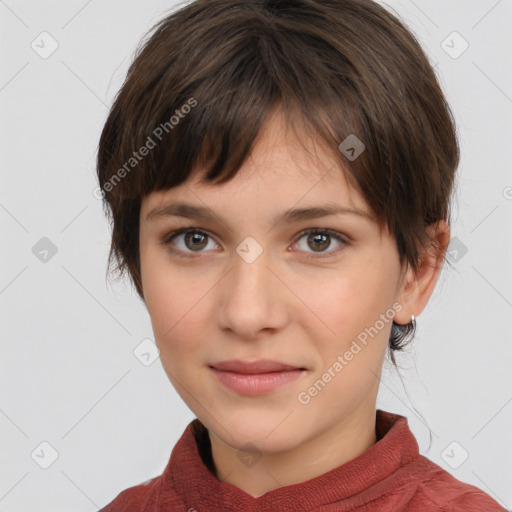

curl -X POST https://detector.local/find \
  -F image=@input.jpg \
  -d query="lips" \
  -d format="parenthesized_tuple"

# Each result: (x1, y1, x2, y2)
(209, 359, 305, 374)
(209, 360, 307, 395)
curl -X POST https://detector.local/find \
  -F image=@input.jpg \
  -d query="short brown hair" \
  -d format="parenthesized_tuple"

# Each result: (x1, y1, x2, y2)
(96, 0, 459, 358)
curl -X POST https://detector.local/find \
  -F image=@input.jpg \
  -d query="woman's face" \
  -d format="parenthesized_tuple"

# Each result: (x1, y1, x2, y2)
(139, 111, 408, 454)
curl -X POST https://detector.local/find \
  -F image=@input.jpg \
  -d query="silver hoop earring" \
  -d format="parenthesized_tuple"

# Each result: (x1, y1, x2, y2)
(410, 314, 416, 328)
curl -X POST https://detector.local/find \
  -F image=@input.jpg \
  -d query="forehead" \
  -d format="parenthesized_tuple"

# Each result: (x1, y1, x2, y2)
(141, 110, 369, 216)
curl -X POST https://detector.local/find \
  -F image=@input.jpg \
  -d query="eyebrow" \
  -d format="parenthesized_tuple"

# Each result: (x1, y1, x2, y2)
(145, 201, 374, 227)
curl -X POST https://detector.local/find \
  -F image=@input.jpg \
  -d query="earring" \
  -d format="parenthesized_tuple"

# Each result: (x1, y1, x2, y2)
(410, 314, 416, 328)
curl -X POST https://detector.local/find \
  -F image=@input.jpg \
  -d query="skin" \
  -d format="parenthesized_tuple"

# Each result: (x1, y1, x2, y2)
(138, 109, 450, 498)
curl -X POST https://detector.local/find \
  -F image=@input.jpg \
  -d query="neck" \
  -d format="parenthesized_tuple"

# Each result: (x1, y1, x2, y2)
(207, 405, 377, 498)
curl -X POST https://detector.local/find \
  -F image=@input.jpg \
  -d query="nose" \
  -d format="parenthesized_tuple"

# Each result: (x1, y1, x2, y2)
(216, 249, 289, 340)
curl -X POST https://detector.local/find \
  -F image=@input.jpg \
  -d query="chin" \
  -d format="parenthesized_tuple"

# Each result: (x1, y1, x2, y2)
(209, 410, 305, 454)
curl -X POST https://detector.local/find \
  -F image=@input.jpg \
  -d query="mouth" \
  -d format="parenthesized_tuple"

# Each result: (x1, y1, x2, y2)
(209, 359, 307, 395)
(209, 359, 306, 374)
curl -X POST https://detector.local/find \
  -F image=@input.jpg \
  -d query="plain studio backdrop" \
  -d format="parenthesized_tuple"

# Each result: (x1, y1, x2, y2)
(1, 1, 511, 511)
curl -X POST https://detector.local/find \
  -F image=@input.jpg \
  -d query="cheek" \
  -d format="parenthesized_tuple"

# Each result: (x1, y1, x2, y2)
(300, 272, 392, 411)
(313, 264, 390, 323)
(304, 259, 395, 360)
(142, 263, 208, 363)
(141, 243, 191, 329)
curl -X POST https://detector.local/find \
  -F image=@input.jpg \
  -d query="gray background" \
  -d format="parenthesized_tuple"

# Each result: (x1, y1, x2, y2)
(1, 0, 511, 510)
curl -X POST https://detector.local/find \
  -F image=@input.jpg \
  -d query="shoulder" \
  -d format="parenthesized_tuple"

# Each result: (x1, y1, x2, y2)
(98, 421, 201, 511)
(407, 455, 507, 511)
(98, 475, 165, 511)
(98, 476, 158, 511)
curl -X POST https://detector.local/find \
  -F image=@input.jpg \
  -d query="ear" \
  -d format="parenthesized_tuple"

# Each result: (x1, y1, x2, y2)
(393, 220, 451, 325)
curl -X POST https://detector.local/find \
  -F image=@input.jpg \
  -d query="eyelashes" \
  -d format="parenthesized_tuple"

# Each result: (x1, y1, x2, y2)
(161, 227, 348, 259)
(292, 228, 347, 257)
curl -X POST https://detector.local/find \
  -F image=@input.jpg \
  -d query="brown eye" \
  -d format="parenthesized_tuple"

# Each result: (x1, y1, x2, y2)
(307, 232, 330, 252)
(163, 228, 218, 256)
(183, 231, 209, 251)
(293, 229, 347, 257)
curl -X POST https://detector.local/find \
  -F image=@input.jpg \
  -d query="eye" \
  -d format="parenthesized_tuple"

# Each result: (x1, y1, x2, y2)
(292, 228, 347, 258)
(161, 227, 348, 259)
(162, 228, 219, 257)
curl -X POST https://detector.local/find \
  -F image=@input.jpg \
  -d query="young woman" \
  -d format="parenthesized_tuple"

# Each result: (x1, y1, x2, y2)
(96, 0, 506, 510)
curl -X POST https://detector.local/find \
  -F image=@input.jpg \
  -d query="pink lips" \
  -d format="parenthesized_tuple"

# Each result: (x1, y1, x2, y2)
(209, 359, 306, 395)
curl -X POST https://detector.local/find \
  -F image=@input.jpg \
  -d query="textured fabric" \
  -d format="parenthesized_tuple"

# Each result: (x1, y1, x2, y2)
(99, 409, 506, 511)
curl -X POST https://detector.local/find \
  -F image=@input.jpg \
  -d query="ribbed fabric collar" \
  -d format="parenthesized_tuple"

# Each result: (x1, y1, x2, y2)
(164, 409, 420, 510)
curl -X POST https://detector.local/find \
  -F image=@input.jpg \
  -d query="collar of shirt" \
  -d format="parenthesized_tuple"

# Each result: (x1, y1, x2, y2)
(163, 409, 420, 510)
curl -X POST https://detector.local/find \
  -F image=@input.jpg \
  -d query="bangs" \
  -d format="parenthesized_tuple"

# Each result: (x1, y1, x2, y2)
(99, 15, 370, 207)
